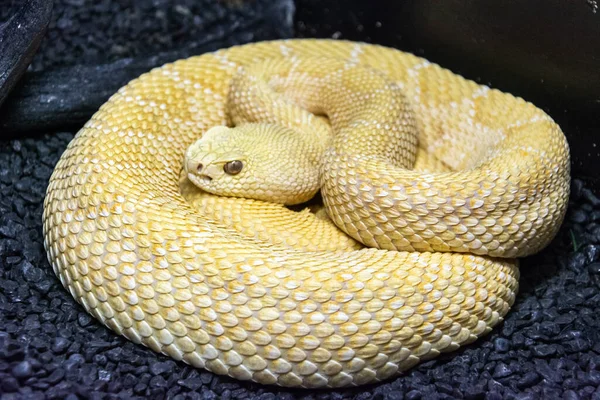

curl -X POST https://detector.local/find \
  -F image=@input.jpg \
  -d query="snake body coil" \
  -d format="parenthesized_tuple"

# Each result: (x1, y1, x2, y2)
(43, 39, 570, 388)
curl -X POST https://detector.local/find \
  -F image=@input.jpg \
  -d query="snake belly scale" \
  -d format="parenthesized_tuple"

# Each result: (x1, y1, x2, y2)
(42, 39, 570, 388)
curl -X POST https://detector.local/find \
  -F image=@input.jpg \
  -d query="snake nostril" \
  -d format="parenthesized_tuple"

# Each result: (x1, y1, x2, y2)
(197, 163, 203, 172)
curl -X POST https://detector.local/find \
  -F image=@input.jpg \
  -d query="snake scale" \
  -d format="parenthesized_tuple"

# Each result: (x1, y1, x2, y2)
(43, 39, 570, 388)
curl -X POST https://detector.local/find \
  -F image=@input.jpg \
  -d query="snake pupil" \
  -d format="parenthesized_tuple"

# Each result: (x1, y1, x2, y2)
(224, 160, 243, 175)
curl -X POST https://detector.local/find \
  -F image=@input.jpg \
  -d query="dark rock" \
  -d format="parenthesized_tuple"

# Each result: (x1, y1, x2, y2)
(494, 338, 510, 353)
(588, 262, 600, 277)
(565, 339, 591, 353)
(64, 353, 85, 370)
(77, 313, 93, 327)
(149, 375, 168, 388)
(570, 209, 589, 224)
(1, 375, 20, 392)
(51, 337, 70, 354)
(46, 369, 65, 384)
(517, 371, 541, 389)
(564, 390, 581, 400)
(178, 377, 204, 391)
(0, 0, 53, 107)
(532, 344, 557, 358)
(514, 393, 537, 400)
(11, 361, 33, 379)
(405, 390, 422, 400)
(150, 361, 175, 376)
(464, 385, 486, 400)
(98, 370, 111, 381)
(200, 372, 213, 384)
(133, 382, 148, 394)
(492, 363, 513, 379)
(589, 370, 600, 386)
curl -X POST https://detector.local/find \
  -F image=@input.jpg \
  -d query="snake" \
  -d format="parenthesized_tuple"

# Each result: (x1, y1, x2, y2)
(42, 39, 570, 388)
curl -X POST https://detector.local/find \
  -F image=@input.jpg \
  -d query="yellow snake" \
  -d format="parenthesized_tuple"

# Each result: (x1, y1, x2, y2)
(42, 39, 570, 388)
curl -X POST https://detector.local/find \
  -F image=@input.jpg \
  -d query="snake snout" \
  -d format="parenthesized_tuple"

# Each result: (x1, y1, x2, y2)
(186, 156, 199, 174)
(186, 157, 213, 182)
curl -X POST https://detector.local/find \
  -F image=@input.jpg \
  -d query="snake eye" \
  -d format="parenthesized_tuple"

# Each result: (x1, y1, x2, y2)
(224, 160, 243, 175)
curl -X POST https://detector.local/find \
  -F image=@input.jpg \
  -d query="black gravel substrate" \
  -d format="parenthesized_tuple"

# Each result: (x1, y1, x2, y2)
(1, 135, 600, 400)
(1, 1, 600, 399)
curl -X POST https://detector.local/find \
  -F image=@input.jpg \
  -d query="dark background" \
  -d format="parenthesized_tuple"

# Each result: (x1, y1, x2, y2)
(0, 1, 600, 400)
(2, 0, 599, 186)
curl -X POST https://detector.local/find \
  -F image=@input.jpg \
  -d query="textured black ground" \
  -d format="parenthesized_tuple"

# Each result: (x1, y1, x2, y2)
(1, 0, 600, 399)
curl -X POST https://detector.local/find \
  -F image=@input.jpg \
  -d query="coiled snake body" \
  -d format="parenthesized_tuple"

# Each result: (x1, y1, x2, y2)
(43, 39, 570, 388)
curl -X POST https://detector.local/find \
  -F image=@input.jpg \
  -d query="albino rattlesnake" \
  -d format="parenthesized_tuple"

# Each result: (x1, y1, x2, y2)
(43, 39, 570, 388)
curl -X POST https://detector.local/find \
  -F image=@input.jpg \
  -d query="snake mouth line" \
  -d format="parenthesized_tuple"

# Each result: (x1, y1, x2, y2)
(187, 173, 213, 189)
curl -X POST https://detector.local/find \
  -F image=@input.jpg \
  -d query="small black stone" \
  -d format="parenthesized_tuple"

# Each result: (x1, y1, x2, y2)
(11, 361, 33, 379)
(492, 363, 513, 379)
(494, 338, 510, 352)
(435, 382, 454, 395)
(589, 370, 600, 385)
(385, 391, 404, 400)
(532, 344, 557, 357)
(588, 262, 600, 276)
(40, 311, 57, 322)
(580, 386, 597, 397)
(46, 368, 65, 384)
(565, 338, 591, 353)
(45, 381, 73, 399)
(107, 379, 122, 393)
(486, 393, 503, 400)
(178, 377, 204, 391)
(92, 354, 107, 367)
(24, 314, 41, 331)
(1, 375, 19, 392)
(405, 390, 422, 400)
(77, 313, 92, 327)
(31, 337, 49, 352)
(98, 370, 112, 381)
(150, 360, 175, 376)
(149, 375, 168, 388)
(20, 260, 44, 283)
(200, 372, 213, 384)
(106, 348, 123, 362)
(51, 337, 70, 354)
(536, 363, 561, 383)
(0, 218, 24, 239)
(514, 393, 537, 400)
(564, 390, 581, 400)
(517, 371, 541, 389)
(571, 209, 589, 224)
(133, 382, 148, 394)
(64, 353, 85, 370)
(464, 386, 486, 400)
(583, 188, 600, 206)
(121, 373, 138, 389)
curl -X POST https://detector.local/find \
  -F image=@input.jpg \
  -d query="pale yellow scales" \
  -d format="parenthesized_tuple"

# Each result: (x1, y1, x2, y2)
(43, 39, 570, 388)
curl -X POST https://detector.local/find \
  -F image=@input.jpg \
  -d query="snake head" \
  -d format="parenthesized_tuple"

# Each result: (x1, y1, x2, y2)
(184, 123, 321, 205)
(185, 125, 248, 187)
